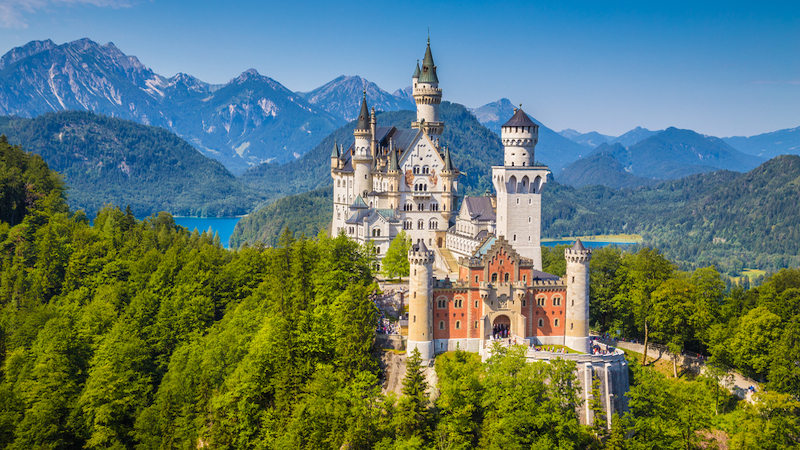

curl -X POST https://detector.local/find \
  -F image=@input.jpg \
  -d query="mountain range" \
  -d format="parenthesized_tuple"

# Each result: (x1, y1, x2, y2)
(557, 128, 765, 189)
(722, 126, 800, 160)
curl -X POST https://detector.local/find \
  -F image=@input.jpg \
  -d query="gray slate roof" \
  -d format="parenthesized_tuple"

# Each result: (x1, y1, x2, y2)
(463, 196, 496, 222)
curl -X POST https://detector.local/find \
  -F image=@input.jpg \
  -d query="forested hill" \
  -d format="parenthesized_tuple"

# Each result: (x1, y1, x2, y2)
(544, 154, 800, 273)
(0, 111, 264, 217)
(238, 101, 504, 203)
(235, 155, 800, 274)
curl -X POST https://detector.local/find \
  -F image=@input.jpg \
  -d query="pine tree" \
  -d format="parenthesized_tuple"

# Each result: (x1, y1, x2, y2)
(396, 348, 430, 440)
(589, 372, 607, 443)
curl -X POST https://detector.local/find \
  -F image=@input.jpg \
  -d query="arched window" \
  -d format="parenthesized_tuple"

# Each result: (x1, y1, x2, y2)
(429, 220, 438, 230)
(418, 203, 424, 211)
(537, 296, 546, 306)
(504, 273, 510, 282)
(418, 220, 424, 230)
(439, 321, 445, 330)
(413, 166, 420, 174)
(437, 298, 446, 309)
(553, 296, 562, 307)
(455, 298, 463, 308)
(554, 319, 560, 327)
(455, 321, 461, 329)
(538, 318, 544, 327)
(404, 220, 412, 230)
(491, 273, 498, 283)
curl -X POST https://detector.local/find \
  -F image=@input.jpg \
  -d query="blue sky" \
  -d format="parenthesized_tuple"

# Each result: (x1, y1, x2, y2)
(0, 0, 798, 137)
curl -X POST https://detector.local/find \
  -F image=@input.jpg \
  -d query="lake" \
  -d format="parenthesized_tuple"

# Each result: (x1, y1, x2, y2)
(173, 217, 242, 249)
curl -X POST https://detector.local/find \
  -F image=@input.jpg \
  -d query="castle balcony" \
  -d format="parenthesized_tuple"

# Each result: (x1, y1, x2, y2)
(411, 192, 432, 198)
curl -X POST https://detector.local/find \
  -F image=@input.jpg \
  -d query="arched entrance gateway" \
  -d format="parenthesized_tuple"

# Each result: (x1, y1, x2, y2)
(492, 315, 511, 339)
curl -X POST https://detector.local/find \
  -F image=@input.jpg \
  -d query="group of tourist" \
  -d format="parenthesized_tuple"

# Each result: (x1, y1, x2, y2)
(531, 345, 570, 354)
(376, 317, 399, 335)
(492, 323, 510, 339)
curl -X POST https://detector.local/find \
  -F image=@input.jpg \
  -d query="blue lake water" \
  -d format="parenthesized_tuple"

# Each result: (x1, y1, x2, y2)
(542, 240, 637, 248)
(172, 217, 242, 249)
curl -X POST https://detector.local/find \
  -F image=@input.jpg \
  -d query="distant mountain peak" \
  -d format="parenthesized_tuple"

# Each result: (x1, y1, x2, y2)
(300, 75, 415, 121)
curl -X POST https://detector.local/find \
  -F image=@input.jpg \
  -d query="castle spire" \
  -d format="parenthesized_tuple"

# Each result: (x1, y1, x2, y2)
(442, 144, 455, 173)
(356, 89, 370, 130)
(412, 59, 421, 79)
(419, 38, 438, 83)
(330, 138, 340, 158)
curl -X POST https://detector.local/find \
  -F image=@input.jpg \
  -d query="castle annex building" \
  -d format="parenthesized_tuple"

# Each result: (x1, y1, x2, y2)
(331, 40, 629, 425)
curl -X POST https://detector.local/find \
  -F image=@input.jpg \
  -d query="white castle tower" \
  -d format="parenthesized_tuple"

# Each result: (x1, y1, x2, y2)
(492, 107, 549, 269)
(407, 241, 435, 361)
(353, 92, 373, 200)
(411, 37, 444, 137)
(565, 239, 592, 353)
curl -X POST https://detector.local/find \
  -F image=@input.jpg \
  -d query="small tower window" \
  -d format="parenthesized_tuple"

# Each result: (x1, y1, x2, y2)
(439, 321, 445, 330)
(455, 321, 461, 330)
(504, 273, 510, 282)
(538, 318, 544, 327)
(554, 319, 560, 327)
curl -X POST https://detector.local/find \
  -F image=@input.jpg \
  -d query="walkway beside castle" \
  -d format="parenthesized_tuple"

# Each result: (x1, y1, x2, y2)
(595, 337, 759, 403)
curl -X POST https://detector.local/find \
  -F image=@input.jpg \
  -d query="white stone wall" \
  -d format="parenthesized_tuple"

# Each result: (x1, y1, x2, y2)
(501, 125, 537, 167)
(492, 167, 549, 270)
(565, 247, 591, 353)
(408, 249, 435, 361)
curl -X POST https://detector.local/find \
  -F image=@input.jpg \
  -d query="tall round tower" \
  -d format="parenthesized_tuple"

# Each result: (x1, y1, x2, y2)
(501, 106, 539, 167)
(353, 91, 373, 199)
(565, 239, 592, 353)
(412, 38, 444, 137)
(407, 241, 435, 361)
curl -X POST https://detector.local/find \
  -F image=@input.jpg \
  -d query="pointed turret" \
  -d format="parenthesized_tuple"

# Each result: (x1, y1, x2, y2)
(412, 60, 421, 79)
(356, 90, 370, 131)
(388, 145, 400, 173)
(331, 139, 340, 158)
(419, 37, 439, 83)
(442, 144, 455, 174)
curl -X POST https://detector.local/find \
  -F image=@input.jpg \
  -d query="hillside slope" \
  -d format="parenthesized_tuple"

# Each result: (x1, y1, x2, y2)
(556, 145, 661, 189)
(0, 111, 263, 217)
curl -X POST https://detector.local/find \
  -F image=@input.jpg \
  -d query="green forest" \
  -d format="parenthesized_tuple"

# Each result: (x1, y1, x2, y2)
(1, 136, 799, 449)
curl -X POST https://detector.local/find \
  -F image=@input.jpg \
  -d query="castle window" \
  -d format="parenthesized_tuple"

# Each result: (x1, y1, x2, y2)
(429, 220, 438, 230)
(474, 321, 478, 329)
(504, 273, 510, 282)
(571, 322, 574, 330)
(516, 198, 520, 204)
(528, 217, 532, 223)
(523, 299, 526, 307)
(475, 276, 479, 283)
(538, 318, 544, 327)
(572, 299, 574, 306)
(513, 234, 517, 241)
(439, 321, 445, 330)
(418, 220, 424, 230)
(523, 275, 527, 283)
(455, 321, 461, 329)
(553, 296, 562, 307)
(418, 203, 424, 211)
(572, 277, 575, 283)
(413, 166, 420, 174)
(376, 247, 381, 254)
(404, 220, 412, 230)
(437, 299, 446, 309)
(413, 316, 416, 322)
(474, 301, 479, 308)
(554, 319, 560, 327)
(537, 296, 546, 306)
(491, 273, 498, 283)
(455, 298, 463, 308)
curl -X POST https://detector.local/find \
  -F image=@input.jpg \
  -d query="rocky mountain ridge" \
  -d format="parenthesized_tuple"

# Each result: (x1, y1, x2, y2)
(0, 38, 344, 174)
(298, 75, 415, 121)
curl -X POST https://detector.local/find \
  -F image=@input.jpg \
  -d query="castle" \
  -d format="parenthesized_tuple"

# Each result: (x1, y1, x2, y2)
(331, 39, 629, 425)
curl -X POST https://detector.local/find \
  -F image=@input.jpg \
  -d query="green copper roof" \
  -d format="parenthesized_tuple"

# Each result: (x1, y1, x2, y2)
(388, 147, 399, 172)
(442, 145, 454, 173)
(419, 39, 439, 84)
(412, 60, 421, 78)
(356, 91, 370, 130)
(350, 195, 368, 210)
(330, 139, 339, 158)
